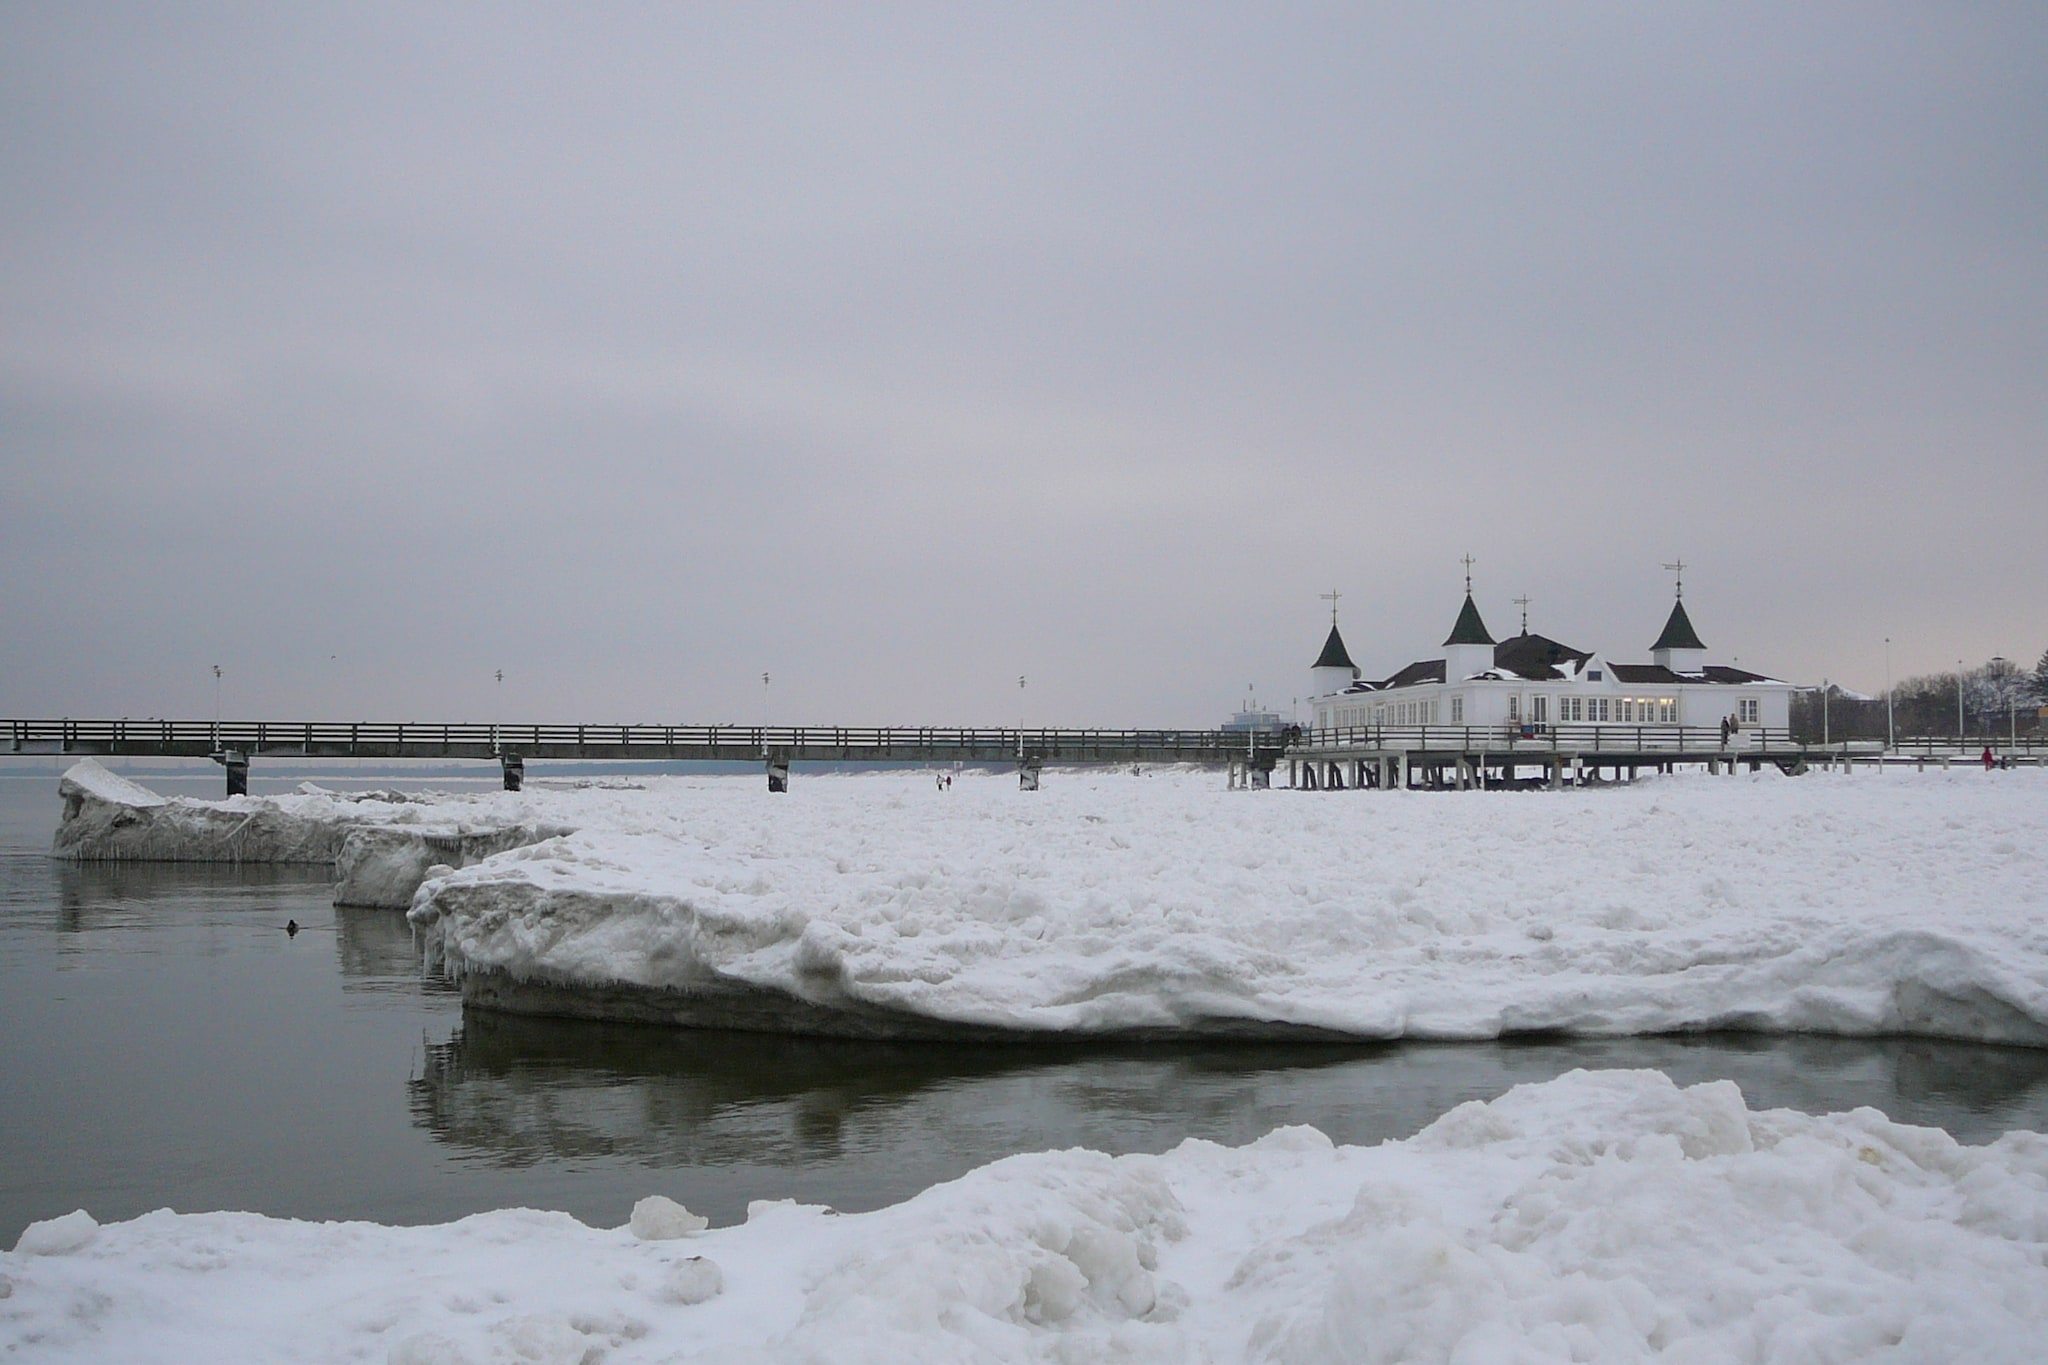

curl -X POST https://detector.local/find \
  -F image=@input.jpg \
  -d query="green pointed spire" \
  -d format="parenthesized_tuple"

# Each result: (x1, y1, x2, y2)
(1651, 599, 1706, 652)
(1443, 594, 1494, 647)
(1312, 624, 1356, 671)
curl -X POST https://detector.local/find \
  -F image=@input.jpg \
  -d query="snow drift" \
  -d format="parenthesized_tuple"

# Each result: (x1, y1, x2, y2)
(409, 766, 2048, 1045)
(5, 1070, 2045, 1363)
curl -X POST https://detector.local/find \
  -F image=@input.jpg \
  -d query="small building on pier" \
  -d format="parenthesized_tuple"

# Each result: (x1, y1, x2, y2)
(1308, 585, 1794, 738)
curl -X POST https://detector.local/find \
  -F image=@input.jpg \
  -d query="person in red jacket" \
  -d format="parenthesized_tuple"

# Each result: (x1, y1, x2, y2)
(1983, 746, 1996, 770)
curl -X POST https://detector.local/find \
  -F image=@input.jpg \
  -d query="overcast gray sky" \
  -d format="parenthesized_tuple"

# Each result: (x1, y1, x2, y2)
(4, 3, 2043, 726)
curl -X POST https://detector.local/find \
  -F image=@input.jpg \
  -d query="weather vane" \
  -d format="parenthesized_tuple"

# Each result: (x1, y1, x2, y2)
(1319, 588, 1341, 626)
(1513, 594, 1531, 634)
(1663, 558, 1687, 599)
(1460, 554, 1476, 594)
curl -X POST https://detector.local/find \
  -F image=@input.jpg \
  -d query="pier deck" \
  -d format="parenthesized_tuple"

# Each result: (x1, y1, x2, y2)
(1286, 723, 2044, 788)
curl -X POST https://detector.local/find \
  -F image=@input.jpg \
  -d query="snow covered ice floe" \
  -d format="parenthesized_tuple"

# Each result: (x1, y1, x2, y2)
(49, 758, 576, 906)
(408, 766, 2048, 1044)
(5, 1070, 2046, 1363)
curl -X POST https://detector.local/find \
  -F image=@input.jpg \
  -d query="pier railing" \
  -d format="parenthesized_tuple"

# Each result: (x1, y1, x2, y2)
(2, 718, 1286, 765)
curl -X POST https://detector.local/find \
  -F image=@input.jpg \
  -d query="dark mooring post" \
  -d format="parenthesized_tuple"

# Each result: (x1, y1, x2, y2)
(766, 751, 791, 793)
(500, 753, 525, 792)
(1018, 755, 1042, 791)
(219, 749, 249, 798)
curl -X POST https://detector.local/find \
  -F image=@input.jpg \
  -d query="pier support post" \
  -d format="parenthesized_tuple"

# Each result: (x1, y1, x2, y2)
(218, 749, 248, 798)
(1018, 755, 1042, 791)
(500, 753, 524, 792)
(766, 751, 791, 793)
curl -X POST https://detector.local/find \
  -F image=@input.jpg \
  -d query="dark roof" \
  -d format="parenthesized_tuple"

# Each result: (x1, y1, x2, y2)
(1702, 664, 1771, 684)
(1311, 625, 1357, 671)
(1379, 659, 1447, 688)
(1443, 594, 1495, 646)
(1492, 632, 1592, 681)
(1609, 663, 1685, 684)
(1650, 599, 1706, 652)
(1598, 662, 1772, 684)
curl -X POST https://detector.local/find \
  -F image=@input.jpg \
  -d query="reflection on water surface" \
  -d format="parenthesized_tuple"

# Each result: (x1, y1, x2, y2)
(414, 1013, 2048, 1191)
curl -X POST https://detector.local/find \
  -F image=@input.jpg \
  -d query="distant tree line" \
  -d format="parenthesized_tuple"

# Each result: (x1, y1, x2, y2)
(1789, 648, 2048, 744)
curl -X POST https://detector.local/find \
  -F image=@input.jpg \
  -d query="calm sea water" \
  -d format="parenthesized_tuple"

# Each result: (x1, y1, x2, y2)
(6, 765, 2048, 1245)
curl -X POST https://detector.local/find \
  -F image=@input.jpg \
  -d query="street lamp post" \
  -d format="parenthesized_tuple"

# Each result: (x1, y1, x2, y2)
(1884, 638, 1894, 752)
(211, 665, 223, 730)
(1821, 679, 1829, 749)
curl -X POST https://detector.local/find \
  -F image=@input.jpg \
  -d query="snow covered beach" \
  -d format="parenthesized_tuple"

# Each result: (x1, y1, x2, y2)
(7, 1069, 2047, 1363)
(401, 764, 2048, 1045)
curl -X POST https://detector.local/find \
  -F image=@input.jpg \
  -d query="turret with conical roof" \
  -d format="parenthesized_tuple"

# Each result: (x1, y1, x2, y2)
(1309, 621, 1359, 696)
(1443, 592, 1496, 680)
(1651, 598, 1706, 673)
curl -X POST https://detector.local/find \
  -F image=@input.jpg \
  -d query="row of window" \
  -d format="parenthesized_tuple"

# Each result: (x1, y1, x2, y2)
(1323, 694, 1703, 727)
(1558, 696, 1678, 724)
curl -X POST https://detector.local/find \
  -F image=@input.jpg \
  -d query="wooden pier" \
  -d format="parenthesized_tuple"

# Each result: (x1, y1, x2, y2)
(3, 718, 1290, 792)
(6, 718, 2037, 795)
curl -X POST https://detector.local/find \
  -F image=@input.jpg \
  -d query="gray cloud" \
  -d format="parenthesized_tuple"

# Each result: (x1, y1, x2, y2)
(4, 3, 2043, 725)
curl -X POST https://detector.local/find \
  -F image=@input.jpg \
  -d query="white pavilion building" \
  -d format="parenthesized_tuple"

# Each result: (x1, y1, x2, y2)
(1307, 583, 1794, 741)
